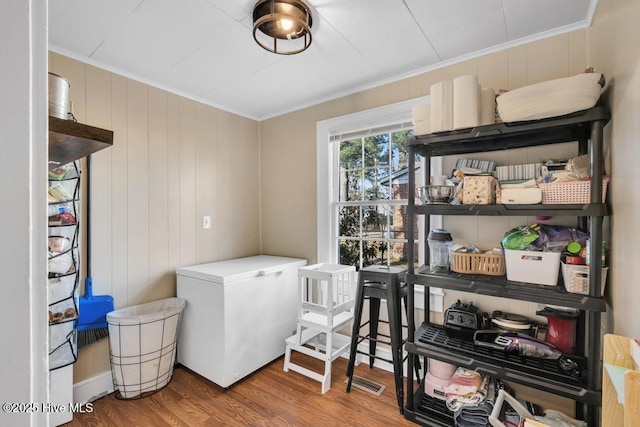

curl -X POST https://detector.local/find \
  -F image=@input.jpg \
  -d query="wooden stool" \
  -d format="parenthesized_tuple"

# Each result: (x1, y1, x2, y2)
(345, 265, 420, 414)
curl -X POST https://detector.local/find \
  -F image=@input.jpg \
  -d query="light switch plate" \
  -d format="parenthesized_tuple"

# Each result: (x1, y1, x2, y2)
(202, 215, 211, 229)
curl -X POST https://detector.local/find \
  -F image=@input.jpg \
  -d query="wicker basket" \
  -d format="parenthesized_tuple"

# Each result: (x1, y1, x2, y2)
(561, 262, 608, 295)
(538, 177, 609, 204)
(451, 252, 506, 276)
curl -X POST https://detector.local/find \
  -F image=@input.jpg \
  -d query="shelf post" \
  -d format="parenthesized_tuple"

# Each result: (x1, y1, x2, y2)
(406, 140, 416, 413)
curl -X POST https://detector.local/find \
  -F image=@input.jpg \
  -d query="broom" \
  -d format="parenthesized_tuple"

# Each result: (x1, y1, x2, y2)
(77, 155, 114, 348)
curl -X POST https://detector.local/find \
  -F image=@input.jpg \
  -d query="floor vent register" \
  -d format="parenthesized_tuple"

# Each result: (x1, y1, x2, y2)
(345, 375, 386, 396)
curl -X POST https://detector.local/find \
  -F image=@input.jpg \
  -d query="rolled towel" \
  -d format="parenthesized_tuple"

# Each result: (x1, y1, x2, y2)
(445, 367, 483, 396)
(454, 401, 494, 427)
(446, 374, 489, 412)
(453, 379, 501, 427)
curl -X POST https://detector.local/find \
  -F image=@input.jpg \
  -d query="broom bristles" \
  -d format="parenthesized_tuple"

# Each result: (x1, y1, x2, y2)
(78, 327, 109, 348)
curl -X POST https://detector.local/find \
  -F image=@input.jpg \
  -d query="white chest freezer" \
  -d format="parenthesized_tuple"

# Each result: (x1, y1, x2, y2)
(176, 255, 306, 388)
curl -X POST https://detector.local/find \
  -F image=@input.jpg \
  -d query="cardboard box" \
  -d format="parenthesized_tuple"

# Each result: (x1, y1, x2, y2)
(505, 250, 561, 286)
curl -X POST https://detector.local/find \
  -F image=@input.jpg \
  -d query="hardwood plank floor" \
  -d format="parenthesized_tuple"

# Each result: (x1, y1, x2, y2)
(65, 353, 419, 426)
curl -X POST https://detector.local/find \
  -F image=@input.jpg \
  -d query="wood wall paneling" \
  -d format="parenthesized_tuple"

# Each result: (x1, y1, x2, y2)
(569, 29, 589, 75)
(178, 98, 197, 268)
(85, 66, 114, 296)
(166, 93, 182, 274)
(216, 110, 233, 261)
(110, 74, 129, 309)
(477, 50, 509, 92)
(507, 45, 528, 90)
(126, 80, 150, 306)
(526, 35, 570, 84)
(195, 103, 218, 264)
(148, 87, 173, 301)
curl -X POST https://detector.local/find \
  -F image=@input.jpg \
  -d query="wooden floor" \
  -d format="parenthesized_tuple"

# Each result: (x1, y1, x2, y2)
(64, 353, 419, 426)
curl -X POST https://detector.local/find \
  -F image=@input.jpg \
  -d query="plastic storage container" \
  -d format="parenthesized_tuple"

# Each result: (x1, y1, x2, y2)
(107, 297, 186, 399)
(504, 250, 561, 286)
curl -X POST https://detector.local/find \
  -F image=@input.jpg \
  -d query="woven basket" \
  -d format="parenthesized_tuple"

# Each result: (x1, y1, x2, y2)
(451, 252, 506, 276)
(538, 177, 609, 204)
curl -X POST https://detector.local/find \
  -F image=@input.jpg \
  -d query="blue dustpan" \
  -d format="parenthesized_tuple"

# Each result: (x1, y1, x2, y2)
(77, 277, 114, 332)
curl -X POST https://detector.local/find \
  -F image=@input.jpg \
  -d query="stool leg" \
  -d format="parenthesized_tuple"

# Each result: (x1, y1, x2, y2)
(368, 296, 381, 369)
(346, 278, 365, 392)
(387, 281, 404, 414)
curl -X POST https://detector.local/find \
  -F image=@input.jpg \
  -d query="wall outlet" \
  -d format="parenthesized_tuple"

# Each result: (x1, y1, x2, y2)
(202, 215, 211, 229)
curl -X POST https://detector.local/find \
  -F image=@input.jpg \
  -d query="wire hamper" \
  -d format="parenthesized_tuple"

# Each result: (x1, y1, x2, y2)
(450, 252, 506, 276)
(107, 297, 186, 399)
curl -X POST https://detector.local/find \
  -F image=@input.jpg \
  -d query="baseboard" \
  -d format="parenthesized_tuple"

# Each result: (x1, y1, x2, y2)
(73, 370, 114, 404)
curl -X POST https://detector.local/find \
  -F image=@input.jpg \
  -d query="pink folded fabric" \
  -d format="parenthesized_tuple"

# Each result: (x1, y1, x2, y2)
(445, 367, 483, 396)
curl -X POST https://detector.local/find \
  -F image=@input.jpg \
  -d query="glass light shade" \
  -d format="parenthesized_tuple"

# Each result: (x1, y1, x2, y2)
(253, 0, 313, 55)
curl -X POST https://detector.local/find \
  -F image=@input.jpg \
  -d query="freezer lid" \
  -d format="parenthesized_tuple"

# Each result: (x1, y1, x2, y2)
(176, 255, 307, 284)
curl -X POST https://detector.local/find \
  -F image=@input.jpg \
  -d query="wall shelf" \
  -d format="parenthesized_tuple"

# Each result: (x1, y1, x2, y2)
(49, 116, 113, 170)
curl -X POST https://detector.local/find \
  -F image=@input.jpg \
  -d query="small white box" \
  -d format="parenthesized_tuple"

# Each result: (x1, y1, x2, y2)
(505, 250, 561, 286)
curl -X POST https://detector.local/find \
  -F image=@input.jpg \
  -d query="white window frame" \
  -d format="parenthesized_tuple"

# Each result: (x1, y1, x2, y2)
(316, 98, 444, 310)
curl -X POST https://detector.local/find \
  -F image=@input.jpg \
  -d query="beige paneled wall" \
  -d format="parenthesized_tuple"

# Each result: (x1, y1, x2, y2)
(261, 30, 589, 264)
(49, 52, 260, 382)
(588, 0, 640, 339)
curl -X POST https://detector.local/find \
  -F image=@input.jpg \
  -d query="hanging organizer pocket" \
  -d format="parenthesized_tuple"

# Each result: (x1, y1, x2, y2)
(49, 328, 78, 370)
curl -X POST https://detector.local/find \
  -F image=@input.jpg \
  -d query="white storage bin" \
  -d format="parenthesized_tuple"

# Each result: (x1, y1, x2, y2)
(107, 297, 186, 399)
(505, 250, 561, 286)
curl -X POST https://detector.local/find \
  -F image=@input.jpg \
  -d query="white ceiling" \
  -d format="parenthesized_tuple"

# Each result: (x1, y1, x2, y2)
(49, 0, 598, 120)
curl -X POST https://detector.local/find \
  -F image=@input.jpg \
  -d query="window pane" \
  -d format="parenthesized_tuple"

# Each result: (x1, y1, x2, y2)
(338, 206, 360, 237)
(338, 238, 360, 268)
(362, 205, 388, 238)
(391, 130, 412, 172)
(363, 168, 390, 200)
(362, 240, 389, 268)
(340, 139, 362, 170)
(388, 205, 407, 239)
(389, 242, 407, 266)
(339, 169, 362, 201)
(364, 134, 390, 167)
(333, 122, 415, 270)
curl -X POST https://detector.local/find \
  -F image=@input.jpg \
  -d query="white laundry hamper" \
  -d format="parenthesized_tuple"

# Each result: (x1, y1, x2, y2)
(107, 297, 186, 399)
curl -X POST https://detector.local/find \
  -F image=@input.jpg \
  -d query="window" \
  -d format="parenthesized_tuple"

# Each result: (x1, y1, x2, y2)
(335, 127, 416, 269)
(316, 98, 439, 270)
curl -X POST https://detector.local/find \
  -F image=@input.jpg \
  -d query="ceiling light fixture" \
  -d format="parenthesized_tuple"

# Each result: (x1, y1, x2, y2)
(252, 0, 313, 55)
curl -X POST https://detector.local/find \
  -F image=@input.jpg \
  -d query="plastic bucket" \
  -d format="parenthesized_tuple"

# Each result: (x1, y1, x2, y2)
(107, 297, 186, 399)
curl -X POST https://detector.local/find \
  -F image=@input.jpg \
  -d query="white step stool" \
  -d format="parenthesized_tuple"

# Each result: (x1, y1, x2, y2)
(283, 263, 356, 394)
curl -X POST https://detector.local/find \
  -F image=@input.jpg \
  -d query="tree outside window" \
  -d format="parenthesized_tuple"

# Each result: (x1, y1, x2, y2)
(336, 129, 416, 269)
